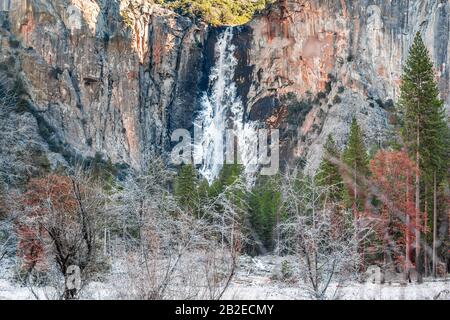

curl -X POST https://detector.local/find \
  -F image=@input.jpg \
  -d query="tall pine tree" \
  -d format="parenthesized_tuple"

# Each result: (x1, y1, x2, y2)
(316, 134, 345, 203)
(249, 175, 281, 254)
(342, 117, 368, 211)
(398, 32, 449, 279)
(174, 164, 198, 210)
(425, 101, 449, 277)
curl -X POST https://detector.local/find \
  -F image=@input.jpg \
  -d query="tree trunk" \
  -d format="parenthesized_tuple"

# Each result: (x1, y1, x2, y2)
(405, 176, 411, 282)
(432, 171, 437, 278)
(424, 192, 428, 277)
(415, 127, 423, 283)
(274, 208, 280, 255)
(353, 163, 357, 214)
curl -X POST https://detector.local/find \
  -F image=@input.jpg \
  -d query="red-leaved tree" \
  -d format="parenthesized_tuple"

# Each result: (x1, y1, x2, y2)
(15, 172, 105, 299)
(369, 150, 418, 277)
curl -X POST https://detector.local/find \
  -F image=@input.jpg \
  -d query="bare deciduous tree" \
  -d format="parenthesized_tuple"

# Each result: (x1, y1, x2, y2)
(12, 167, 107, 299)
(108, 157, 248, 300)
(0, 218, 14, 263)
(278, 170, 372, 299)
(195, 179, 249, 300)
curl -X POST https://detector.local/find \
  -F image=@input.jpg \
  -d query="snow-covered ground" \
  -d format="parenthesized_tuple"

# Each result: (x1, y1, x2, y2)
(223, 255, 450, 300)
(222, 275, 450, 300)
(1, 255, 449, 300)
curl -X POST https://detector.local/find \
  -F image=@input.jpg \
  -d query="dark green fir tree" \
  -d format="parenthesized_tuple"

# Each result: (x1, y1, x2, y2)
(315, 134, 345, 203)
(397, 32, 449, 279)
(174, 164, 198, 210)
(342, 117, 368, 211)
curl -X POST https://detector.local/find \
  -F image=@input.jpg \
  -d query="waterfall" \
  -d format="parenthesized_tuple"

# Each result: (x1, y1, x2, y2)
(194, 27, 258, 184)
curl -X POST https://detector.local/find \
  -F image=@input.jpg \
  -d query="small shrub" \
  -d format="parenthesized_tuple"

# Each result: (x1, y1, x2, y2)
(327, 73, 336, 82)
(8, 38, 20, 48)
(48, 67, 63, 80)
(281, 260, 293, 280)
(385, 99, 394, 109)
(120, 10, 134, 29)
(324, 81, 332, 94)
(14, 269, 51, 287)
(0, 62, 9, 72)
(375, 98, 384, 108)
(15, 98, 31, 114)
(13, 78, 28, 97)
(317, 91, 327, 100)
(333, 95, 342, 104)
(33, 151, 51, 173)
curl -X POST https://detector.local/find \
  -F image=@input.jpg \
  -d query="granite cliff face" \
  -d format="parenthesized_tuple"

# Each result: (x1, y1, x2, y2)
(0, 0, 449, 177)
(1, 0, 207, 170)
(242, 0, 449, 171)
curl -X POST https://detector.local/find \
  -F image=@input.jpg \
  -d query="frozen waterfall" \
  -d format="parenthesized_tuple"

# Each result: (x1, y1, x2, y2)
(194, 27, 259, 184)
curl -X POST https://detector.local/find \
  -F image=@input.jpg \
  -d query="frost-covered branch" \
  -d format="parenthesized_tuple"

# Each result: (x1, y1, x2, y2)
(107, 157, 249, 299)
(278, 170, 372, 299)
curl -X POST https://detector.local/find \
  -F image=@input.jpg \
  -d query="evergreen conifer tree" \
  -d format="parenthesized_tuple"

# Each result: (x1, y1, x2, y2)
(174, 164, 198, 210)
(342, 117, 368, 211)
(249, 175, 281, 253)
(398, 32, 449, 279)
(316, 134, 344, 203)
